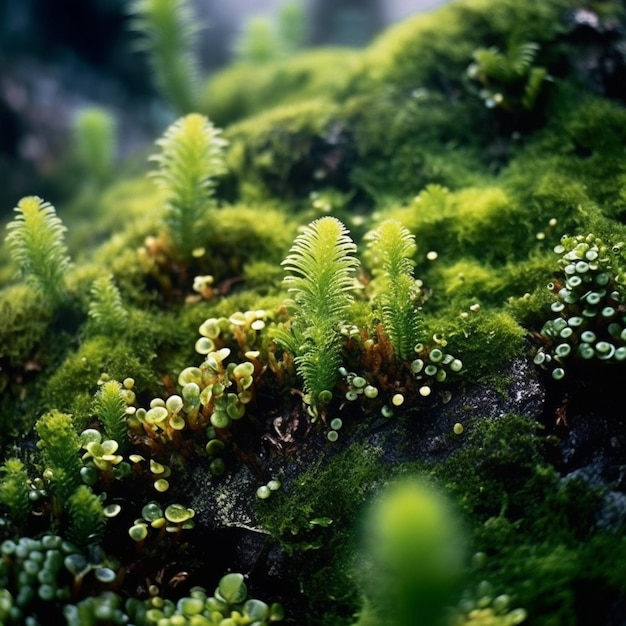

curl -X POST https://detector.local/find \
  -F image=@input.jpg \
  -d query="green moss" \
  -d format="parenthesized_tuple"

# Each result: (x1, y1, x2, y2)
(224, 99, 344, 201)
(0, 284, 51, 369)
(255, 441, 389, 625)
(202, 48, 361, 127)
(41, 312, 170, 426)
(422, 308, 526, 387)
(205, 204, 299, 278)
(346, 93, 488, 203)
(359, 0, 574, 94)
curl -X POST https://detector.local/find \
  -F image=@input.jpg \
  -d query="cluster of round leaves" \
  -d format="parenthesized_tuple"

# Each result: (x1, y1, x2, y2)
(535, 234, 626, 380)
(339, 342, 462, 419)
(129, 501, 195, 542)
(0, 534, 116, 625)
(452, 579, 527, 626)
(124, 572, 284, 625)
(178, 348, 255, 431)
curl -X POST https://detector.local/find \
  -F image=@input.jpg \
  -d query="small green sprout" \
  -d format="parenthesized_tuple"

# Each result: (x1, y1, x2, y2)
(5, 196, 72, 305)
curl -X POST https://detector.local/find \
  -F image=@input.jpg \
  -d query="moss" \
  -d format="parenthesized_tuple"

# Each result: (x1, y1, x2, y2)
(346, 92, 489, 203)
(202, 48, 362, 127)
(426, 253, 556, 310)
(40, 308, 180, 426)
(422, 308, 526, 386)
(224, 99, 346, 202)
(204, 204, 300, 279)
(0, 284, 51, 369)
(359, 0, 574, 94)
(255, 441, 390, 626)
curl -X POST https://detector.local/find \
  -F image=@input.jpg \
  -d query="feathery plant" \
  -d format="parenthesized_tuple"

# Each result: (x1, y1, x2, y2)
(150, 113, 228, 256)
(234, 0, 307, 63)
(467, 41, 550, 112)
(88, 274, 128, 335)
(72, 106, 117, 185)
(35, 411, 83, 517)
(5, 196, 71, 305)
(0, 458, 31, 530)
(366, 220, 422, 361)
(129, 0, 201, 114)
(66, 485, 106, 548)
(93, 380, 129, 451)
(276, 216, 359, 415)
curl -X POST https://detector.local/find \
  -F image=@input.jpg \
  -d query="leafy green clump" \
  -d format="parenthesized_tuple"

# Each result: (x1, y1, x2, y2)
(5, 196, 72, 305)
(129, 0, 201, 114)
(276, 216, 359, 413)
(150, 113, 228, 256)
(88, 274, 128, 335)
(366, 220, 421, 361)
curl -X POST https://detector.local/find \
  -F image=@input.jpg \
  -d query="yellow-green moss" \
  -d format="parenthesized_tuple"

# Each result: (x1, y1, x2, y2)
(202, 48, 362, 127)
(422, 308, 526, 387)
(359, 0, 575, 93)
(224, 99, 344, 202)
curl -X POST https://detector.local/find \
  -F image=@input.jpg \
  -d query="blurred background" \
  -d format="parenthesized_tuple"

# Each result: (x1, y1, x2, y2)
(0, 0, 449, 211)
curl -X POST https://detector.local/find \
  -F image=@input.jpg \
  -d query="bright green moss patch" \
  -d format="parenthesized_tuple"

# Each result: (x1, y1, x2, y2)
(224, 99, 344, 202)
(255, 441, 389, 625)
(202, 48, 361, 127)
(359, 0, 573, 94)
(422, 308, 526, 387)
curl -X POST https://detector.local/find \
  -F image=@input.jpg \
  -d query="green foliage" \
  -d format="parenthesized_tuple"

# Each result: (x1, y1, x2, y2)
(234, 0, 307, 63)
(202, 48, 359, 127)
(88, 274, 128, 335)
(365, 220, 421, 360)
(5, 196, 72, 305)
(93, 380, 128, 449)
(533, 233, 626, 380)
(0, 458, 31, 529)
(224, 98, 341, 201)
(66, 485, 106, 547)
(277, 216, 359, 411)
(124, 571, 284, 625)
(129, 0, 200, 114)
(72, 107, 117, 185)
(353, 478, 465, 626)
(35, 410, 83, 510)
(466, 41, 551, 113)
(150, 113, 228, 255)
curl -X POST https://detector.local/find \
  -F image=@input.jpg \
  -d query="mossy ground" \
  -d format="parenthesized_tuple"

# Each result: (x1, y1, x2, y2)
(2, 0, 626, 624)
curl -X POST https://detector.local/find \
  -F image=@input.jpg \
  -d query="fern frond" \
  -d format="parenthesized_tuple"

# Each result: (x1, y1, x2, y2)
(88, 274, 128, 335)
(150, 113, 228, 254)
(93, 380, 129, 450)
(366, 220, 422, 361)
(0, 458, 31, 529)
(129, 0, 201, 114)
(73, 106, 117, 184)
(35, 411, 83, 508)
(282, 216, 359, 320)
(511, 41, 539, 76)
(5, 196, 71, 304)
(279, 216, 359, 408)
(67, 485, 106, 547)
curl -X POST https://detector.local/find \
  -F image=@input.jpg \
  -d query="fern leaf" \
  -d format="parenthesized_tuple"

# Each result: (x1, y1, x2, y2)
(366, 220, 422, 361)
(88, 274, 128, 334)
(73, 106, 117, 184)
(0, 458, 31, 529)
(129, 0, 201, 114)
(35, 411, 83, 508)
(150, 113, 228, 254)
(67, 485, 106, 547)
(5, 196, 71, 304)
(93, 380, 129, 450)
(279, 216, 359, 408)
